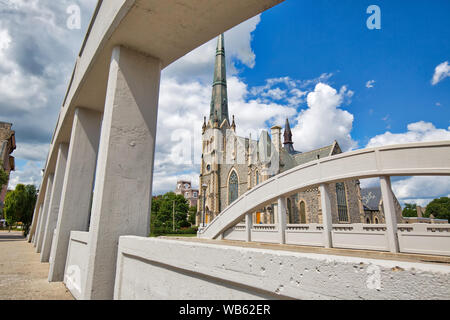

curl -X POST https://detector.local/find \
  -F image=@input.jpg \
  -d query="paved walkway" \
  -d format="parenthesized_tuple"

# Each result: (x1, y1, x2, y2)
(0, 231, 73, 300)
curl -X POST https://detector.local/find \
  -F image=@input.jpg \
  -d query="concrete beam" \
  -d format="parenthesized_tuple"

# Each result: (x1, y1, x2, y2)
(41, 144, 69, 263)
(83, 46, 161, 300)
(48, 108, 102, 282)
(245, 212, 252, 242)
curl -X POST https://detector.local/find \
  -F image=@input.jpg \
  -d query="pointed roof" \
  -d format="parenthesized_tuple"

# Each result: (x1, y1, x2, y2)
(209, 34, 229, 125)
(283, 118, 295, 154)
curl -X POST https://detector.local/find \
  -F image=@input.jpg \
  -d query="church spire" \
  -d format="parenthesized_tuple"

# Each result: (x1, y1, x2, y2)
(284, 118, 295, 154)
(209, 34, 229, 125)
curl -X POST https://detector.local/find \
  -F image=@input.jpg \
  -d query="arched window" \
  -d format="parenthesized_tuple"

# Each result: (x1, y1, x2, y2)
(299, 201, 306, 224)
(228, 170, 239, 205)
(287, 198, 292, 223)
(374, 217, 379, 224)
(255, 170, 260, 185)
(336, 182, 349, 222)
(366, 217, 371, 224)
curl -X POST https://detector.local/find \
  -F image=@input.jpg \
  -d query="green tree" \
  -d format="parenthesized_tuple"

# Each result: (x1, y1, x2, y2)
(150, 192, 189, 234)
(425, 197, 450, 222)
(402, 203, 417, 217)
(188, 206, 197, 226)
(4, 184, 37, 236)
(0, 162, 8, 189)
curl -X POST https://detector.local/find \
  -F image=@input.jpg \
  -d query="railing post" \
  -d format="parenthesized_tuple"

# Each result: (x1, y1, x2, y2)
(277, 197, 286, 244)
(379, 176, 400, 253)
(245, 212, 253, 242)
(319, 184, 333, 248)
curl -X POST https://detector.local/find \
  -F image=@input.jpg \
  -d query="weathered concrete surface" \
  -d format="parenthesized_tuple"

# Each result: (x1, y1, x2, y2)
(0, 231, 73, 300)
(114, 236, 450, 300)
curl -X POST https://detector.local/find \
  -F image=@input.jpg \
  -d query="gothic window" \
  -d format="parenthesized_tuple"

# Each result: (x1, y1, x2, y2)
(374, 217, 379, 224)
(228, 170, 239, 205)
(256, 170, 260, 185)
(287, 198, 292, 223)
(299, 201, 306, 224)
(336, 182, 349, 222)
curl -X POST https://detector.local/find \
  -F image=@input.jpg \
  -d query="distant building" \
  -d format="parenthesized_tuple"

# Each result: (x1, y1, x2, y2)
(175, 181, 198, 208)
(0, 121, 16, 217)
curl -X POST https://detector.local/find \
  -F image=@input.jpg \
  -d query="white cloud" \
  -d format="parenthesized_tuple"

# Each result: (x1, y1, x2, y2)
(8, 161, 44, 190)
(366, 80, 375, 88)
(431, 61, 450, 85)
(291, 83, 357, 152)
(392, 176, 450, 207)
(366, 121, 450, 147)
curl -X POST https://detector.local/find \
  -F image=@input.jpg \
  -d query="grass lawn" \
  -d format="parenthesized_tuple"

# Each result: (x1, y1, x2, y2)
(150, 233, 197, 238)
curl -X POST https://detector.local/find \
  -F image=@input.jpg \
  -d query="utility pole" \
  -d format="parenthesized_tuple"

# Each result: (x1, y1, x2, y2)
(172, 200, 175, 232)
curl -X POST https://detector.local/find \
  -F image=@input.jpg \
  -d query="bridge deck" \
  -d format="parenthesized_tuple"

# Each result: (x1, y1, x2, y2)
(160, 236, 450, 266)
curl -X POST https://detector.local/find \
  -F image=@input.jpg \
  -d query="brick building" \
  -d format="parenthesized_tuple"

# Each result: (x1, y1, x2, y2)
(0, 121, 16, 217)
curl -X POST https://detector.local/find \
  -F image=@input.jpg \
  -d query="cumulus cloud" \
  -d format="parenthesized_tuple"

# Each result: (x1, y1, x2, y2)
(366, 80, 375, 88)
(290, 83, 357, 152)
(431, 61, 450, 85)
(365, 122, 450, 207)
(366, 121, 450, 147)
(1, 0, 96, 188)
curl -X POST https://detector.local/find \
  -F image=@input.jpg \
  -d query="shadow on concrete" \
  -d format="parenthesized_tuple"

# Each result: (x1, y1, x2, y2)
(0, 232, 25, 242)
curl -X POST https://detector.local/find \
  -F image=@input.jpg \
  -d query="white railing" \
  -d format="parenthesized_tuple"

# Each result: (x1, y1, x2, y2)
(220, 222, 450, 256)
(199, 141, 450, 241)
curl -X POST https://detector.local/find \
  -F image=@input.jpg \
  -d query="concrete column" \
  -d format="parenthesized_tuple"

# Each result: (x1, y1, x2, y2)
(83, 46, 161, 300)
(379, 176, 399, 253)
(277, 197, 286, 244)
(245, 212, 253, 242)
(319, 184, 333, 248)
(28, 204, 40, 243)
(36, 174, 54, 253)
(41, 143, 69, 262)
(48, 108, 102, 282)
(32, 204, 43, 246)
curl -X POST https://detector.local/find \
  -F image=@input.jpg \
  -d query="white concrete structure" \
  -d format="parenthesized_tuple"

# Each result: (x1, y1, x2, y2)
(48, 108, 102, 282)
(28, 0, 285, 300)
(199, 141, 450, 242)
(28, 0, 450, 300)
(112, 237, 450, 300)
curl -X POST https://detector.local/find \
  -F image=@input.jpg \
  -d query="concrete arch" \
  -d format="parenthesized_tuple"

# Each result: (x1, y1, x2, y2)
(199, 141, 450, 239)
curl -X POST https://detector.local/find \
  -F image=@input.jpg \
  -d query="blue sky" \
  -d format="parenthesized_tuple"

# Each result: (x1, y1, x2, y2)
(244, 0, 450, 146)
(1, 0, 449, 206)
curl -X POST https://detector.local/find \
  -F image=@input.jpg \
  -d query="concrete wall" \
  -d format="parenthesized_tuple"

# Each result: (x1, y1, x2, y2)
(64, 231, 89, 300)
(114, 237, 450, 300)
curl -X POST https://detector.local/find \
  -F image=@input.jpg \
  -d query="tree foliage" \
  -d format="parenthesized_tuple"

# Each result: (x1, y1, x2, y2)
(3, 184, 37, 235)
(402, 203, 417, 217)
(188, 206, 197, 225)
(0, 162, 8, 189)
(150, 192, 191, 235)
(425, 197, 450, 222)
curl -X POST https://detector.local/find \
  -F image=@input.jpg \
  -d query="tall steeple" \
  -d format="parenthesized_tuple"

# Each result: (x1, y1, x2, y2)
(283, 118, 296, 154)
(209, 34, 229, 125)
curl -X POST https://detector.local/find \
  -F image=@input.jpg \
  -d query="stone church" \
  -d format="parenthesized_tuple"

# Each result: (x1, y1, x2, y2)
(197, 34, 380, 226)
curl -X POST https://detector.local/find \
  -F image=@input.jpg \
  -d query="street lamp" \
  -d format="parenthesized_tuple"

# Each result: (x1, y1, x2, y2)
(202, 184, 207, 228)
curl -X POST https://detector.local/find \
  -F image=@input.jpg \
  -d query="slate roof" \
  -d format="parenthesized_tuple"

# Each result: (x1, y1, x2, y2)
(361, 187, 382, 211)
(292, 144, 335, 166)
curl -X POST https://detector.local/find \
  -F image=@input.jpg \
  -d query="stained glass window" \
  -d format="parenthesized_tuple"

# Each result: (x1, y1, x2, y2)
(336, 182, 349, 222)
(228, 171, 239, 205)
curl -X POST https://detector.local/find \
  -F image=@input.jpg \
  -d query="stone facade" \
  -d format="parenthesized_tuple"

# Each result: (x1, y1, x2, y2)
(174, 180, 198, 208)
(197, 35, 369, 226)
(0, 121, 15, 217)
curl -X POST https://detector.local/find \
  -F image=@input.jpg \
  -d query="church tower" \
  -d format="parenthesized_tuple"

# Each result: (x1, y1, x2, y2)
(198, 34, 231, 226)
